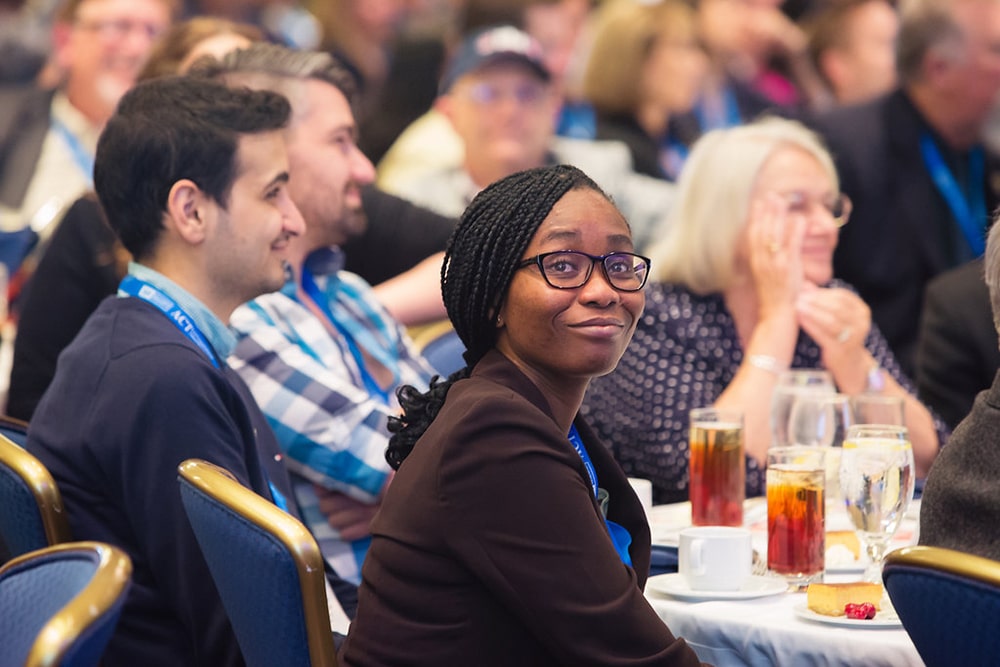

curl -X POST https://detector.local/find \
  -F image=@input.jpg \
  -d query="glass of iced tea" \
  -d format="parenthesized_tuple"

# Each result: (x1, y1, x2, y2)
(767, 446, 825, 584)
(689, 408, 745, 526)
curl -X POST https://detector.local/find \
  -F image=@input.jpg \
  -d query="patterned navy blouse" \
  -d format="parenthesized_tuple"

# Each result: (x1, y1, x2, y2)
(580, 281, 949, 505)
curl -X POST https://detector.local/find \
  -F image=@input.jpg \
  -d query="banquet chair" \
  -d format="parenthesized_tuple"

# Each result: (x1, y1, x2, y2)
(0, 433, 71, 563)
(177, 459, 339, 667)
(0, 414, 29, 446)
(883, 545, 1000, 667)
(0, 541, 132, 667)
(649, 544, 679, 576)
(409, 319, 466, 377)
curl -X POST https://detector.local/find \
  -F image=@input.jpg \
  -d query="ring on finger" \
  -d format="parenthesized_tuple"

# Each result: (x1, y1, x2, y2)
(837, 327, 851, 343)
(767, 241, 781, 254)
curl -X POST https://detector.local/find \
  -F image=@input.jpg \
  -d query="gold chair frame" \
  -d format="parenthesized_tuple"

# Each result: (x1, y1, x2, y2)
(177, 459, 338, 667)
(885, 545, 1000, 584)
(0, 434, 71, 552)
(1, 541, 132, 667)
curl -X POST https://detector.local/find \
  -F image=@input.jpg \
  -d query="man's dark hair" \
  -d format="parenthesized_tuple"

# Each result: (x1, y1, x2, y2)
(93, 75, 290, 260)
(386, 164, 616, 469)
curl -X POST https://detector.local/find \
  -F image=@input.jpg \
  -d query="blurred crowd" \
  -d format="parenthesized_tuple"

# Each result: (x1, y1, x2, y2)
(6, 0, 1000, 662)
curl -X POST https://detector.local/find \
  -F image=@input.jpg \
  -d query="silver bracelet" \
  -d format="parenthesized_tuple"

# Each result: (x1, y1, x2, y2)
(748, 354, 786, 375)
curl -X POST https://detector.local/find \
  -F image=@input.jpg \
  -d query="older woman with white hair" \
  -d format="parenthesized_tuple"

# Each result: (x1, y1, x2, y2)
(581, 116, 947, 504)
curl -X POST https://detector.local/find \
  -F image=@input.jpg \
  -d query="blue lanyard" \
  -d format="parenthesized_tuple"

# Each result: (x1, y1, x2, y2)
(50, 117, 94, 185)
(299, 266, 390, 404)
(567, 425, 632, 566)
(696, 85, 742, 131)
(119, 275, 220, 368)
(120, 275, 291, 513)
(920, 133, 987, 256)
(568, 424, 599, 497)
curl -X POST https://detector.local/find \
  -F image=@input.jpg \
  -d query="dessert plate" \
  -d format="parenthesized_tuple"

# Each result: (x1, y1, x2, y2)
(793, 602, 902, 628)
(646, 573, 788, 601)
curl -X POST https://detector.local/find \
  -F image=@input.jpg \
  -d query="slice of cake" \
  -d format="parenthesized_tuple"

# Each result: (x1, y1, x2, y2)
(826, 531, 861, 559)
(806, 582, 883, 617)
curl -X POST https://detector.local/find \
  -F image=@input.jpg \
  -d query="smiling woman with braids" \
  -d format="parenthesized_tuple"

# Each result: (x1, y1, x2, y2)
(340, 165, 703, 667)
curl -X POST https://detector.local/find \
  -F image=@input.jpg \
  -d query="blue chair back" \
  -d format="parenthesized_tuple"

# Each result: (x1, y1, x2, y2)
(0, 541, 131, 667)
(0, 434, 70, 563)
(177, 459, 338, 667)
(649, 544, 679, 576)
(409, 320, 466, 377)
(0, 414, 28, 446)
(883, 545, 1000, 667)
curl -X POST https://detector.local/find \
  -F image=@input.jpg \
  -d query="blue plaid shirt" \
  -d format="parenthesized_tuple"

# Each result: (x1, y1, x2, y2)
(229, 247, 434, 583)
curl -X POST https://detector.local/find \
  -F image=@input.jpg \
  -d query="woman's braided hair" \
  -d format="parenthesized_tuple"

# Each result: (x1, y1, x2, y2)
(386, 164, 611, 469)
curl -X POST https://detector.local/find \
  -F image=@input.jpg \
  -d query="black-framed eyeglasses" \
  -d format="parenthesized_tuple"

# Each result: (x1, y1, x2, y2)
(517, 250, 651, 292)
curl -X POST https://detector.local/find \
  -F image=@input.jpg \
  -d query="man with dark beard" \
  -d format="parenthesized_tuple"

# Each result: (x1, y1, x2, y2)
(201, 44, 438, 586)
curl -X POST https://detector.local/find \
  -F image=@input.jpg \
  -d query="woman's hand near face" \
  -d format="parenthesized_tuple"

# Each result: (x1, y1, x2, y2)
(796, 284, 873, 392)
(717, 194, 806, 466)
(748, 193, 806, 321)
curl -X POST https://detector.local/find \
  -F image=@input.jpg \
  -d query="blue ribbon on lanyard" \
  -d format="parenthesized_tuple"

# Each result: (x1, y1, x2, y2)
(568, 425, 632, 566)
(119, 275, 220, 368)
(299, 266, 390, 405)
(119, 275, 292, 512)
(920, 133, 987, 257)
(50, 117, 94, 186)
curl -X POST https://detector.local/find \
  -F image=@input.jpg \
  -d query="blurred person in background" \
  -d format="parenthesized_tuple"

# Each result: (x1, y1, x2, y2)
(804, 0, 899, 109)
(916, 257, 1000, 429)
(377, 0, 597, 191)
(311, 0, 413, 118)
(0, 0, 51, 84)
(0, 0, 176, 280)
(583, 0, 709, 180)
(381, 24, 674, 252)
(581, 117, 945, 504)
(809, 0, 1000, 376)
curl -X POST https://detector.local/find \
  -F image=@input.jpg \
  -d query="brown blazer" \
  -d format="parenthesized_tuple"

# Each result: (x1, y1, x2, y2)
(341, 350, 703, 666)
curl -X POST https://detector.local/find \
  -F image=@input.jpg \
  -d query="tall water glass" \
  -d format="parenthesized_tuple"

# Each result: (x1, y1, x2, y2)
(689, 408, 745, 526)
(770, 370, 836, 448)
(839, 424, 915, 583)
(767, 446, 826, 585)
(851, 394, 905, 426)
(788, 393, 853, 507)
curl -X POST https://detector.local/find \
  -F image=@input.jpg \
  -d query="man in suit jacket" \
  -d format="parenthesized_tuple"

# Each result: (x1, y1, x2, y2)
(921, 220, 1000, 561)
(809, 0, 1000, 375)
(916, 258, 1000, 429)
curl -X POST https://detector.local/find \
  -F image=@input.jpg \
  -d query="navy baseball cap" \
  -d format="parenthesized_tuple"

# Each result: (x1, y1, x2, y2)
(440, 25, 551, 94)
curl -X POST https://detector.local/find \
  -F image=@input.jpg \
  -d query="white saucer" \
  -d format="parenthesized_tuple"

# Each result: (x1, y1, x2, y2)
(646, 573, 788, 601)
(793, 602, 902, 629)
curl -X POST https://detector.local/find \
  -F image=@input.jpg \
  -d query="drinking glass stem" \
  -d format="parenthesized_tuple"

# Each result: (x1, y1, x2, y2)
(863, 537, 888, 583)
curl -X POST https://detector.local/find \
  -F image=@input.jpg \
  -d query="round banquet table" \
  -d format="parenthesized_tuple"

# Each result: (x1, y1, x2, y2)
(643, 498, 925, 666)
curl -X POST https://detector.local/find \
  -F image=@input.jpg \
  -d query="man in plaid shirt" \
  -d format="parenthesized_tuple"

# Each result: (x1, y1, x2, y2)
(209, 44, 438, 584)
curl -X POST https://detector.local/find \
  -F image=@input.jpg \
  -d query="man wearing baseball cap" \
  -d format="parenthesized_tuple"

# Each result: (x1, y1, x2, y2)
(381, 24, 674, 252)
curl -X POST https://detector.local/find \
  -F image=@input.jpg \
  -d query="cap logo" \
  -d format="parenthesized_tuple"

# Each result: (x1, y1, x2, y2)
(475, 26, 544, 61)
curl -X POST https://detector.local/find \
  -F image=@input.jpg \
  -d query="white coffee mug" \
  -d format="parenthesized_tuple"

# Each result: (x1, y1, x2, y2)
(678, 526, 752, 592)
(628, 477, 653, 517)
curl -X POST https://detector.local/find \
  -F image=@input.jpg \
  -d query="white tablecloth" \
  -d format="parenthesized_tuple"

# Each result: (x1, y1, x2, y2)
(646, 585, 924, 666)
(644, 498, 924, 666)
